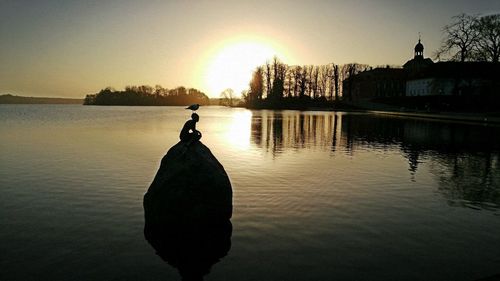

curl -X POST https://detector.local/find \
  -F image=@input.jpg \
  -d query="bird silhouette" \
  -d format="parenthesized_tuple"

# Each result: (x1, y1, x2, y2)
(186, 104, 200, 111)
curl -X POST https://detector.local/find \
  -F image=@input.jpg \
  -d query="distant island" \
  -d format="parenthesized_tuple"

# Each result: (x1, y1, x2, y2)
(0, 94, 83, 104)
(83, 85, 210, 106)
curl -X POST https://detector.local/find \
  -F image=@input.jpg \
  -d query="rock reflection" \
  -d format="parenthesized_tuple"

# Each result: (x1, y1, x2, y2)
(250, 111, 500, 209)
(144, 220, 232, 281)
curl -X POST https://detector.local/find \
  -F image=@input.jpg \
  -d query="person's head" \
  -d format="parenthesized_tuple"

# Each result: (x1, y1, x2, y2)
(191, 113, 199, 122)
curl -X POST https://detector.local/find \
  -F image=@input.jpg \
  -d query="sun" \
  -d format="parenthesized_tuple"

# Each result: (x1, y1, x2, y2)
(202, 37, 287, 98)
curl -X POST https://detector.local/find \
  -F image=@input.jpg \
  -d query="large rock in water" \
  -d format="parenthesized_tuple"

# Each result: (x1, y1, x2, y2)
(144, 141, 232, 281)
(144, 141, 232, 225)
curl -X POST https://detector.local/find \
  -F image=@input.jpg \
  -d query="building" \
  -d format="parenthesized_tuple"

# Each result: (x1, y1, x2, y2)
(343, 67, 406, 101)
(404, 39, 435, 96)
(342, 39, 433, 101)
(403, 39, 434, 75)
(343, 38, 500, 102)
(406, 61, 500, 97)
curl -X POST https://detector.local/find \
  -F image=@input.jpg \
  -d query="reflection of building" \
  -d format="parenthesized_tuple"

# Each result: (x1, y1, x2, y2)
(338, 114, 500, 173)
(343, 39, 500, 101)
(434, 153, 500, 209)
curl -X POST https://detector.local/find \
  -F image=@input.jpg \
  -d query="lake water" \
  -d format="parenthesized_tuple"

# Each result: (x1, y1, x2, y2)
(1, 105, 499, 281)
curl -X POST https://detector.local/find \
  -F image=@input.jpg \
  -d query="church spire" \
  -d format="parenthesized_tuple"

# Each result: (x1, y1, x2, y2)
(414, 34, 424, 59)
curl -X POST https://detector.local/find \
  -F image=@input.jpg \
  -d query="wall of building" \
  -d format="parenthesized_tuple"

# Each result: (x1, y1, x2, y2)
(406, 79, 433, 96)
(406, 78, 458, 96)
(343, 68, 406, 101)
(430, 79, 455, 96)
(406, 78, 490, 96)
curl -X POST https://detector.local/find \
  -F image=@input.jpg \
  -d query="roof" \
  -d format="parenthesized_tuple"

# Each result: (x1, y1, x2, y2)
(346, 67, 406, 81)
(414, 40, 424, 52)
(403, 57, 434, 69)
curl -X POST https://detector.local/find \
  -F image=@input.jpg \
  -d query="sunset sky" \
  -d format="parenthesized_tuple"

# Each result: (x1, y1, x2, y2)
(1, 0, 499, 98)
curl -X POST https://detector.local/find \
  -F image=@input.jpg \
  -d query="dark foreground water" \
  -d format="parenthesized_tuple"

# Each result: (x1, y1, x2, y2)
(1, 105, 499, 281)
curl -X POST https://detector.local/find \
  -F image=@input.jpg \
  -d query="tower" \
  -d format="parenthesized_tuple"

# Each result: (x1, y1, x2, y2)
(414, 35, 424, 59)
(403, 35, 433, 75)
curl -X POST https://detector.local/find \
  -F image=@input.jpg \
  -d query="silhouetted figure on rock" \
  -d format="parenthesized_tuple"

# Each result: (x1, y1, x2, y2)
(144, 121, 232, 281)
(180, 113, 202, 144)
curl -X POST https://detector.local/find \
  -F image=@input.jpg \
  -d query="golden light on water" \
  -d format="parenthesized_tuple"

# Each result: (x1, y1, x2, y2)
(201, 36, 289, 97)
(225, 110, 252, 150)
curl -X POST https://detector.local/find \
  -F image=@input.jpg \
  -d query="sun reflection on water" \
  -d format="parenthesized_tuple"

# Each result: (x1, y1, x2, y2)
(224, 110, 252, 150)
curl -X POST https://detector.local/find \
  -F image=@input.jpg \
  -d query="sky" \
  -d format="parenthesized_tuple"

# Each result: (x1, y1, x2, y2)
(1, 0, 499, 98)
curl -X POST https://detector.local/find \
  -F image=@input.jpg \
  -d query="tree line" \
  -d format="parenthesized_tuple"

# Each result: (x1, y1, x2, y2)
(83, 85, 210, 106)
(242, 56, 369, 108)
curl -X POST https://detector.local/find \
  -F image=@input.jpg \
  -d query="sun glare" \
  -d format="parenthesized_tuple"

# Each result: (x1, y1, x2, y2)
(202, 38, 287, 98)
(225, 110, 252, 150)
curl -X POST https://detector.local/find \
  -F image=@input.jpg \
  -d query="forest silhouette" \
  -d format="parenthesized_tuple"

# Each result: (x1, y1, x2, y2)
(84, 85, 209, 106)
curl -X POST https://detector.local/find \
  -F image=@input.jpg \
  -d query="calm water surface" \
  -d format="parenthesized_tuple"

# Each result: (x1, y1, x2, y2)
(1, 105, 499, 281)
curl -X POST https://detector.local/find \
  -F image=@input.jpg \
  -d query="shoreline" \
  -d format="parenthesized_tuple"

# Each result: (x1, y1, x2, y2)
(245, 104, 500, 124)
(365, 110, 500, 125)
(335, 99, 500, 124)
(0, 94, 82, 105)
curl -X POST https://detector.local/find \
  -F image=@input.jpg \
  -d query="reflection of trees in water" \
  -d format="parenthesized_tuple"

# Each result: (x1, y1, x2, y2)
(250, 111, 338, 155)
(251, 116, 262, 146)
(340, 114, 500, 170)
(250, 111, 500, 208)
(340, 113, 404, 154)
(431, 153, 500, 209)
(339, 114, 500, 209)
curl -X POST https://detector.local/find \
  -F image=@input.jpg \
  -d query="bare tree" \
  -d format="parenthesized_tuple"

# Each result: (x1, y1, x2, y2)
(220, 88, 235, 107)
(474, 14, 500, 62)
(318, 65, 329, 99)
(265, 61, 272, 99)
(299, 66, 307, 98)
(332, 64, 340, 101)
(435, 13, 480, 62)
(310, 66, 320, 99)
(326, 65, 334, 100)
(341, 63, 366, 101)
(285, 68, 293, 98)
(270, 57, 287, 100)
(292, 66, 302, 98)
(249, 66, 264, 101)
(240, 90, 249, 105)
(305, 65, 314, 97)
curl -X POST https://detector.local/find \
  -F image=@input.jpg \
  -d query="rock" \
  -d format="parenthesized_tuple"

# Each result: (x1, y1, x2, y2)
(143, 141, 233, 280)
(144, 141, 232, 225)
